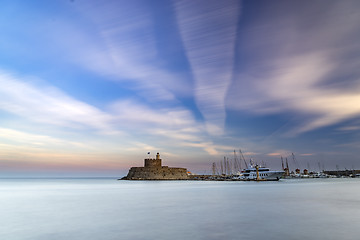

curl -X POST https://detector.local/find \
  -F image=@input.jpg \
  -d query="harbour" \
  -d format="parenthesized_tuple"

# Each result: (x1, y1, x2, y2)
(120, 152, 285, 181)
(120, 151, 360, 181)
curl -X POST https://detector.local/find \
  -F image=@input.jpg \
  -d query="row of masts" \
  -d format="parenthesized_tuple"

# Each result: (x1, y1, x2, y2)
(212, 150, 251, 176)
(212, 150, 330, 176)
(281, 152, 327, 175)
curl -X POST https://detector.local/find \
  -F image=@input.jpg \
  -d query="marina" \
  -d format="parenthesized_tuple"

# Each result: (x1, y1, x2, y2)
(120, 151, 360, 181)
(120, 151, 286, 181)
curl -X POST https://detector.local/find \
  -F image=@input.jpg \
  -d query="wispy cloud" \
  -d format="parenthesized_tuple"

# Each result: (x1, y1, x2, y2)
(267, 153, 283, 157)
(0, 71, 115, 131)
(0, 69, 184, 135)
(110, 100, 197, 130)
(267, 150, 292, 157)
(227, 0, 360, 136)
(337, 126, 360, 131)
(68, 1, 191, 102)
(0, 69, 225, 156)
(267, 151, 313, 158)
(0, 1, 248, 161)
(174, 0, 240, 135)
(299, 153, 314, 156)
(110, 100, 238, 155)
(181, 141, 236, 156)
(0, 127, 85, 148)
(7, 1, 191, 104)
(262, 53, 360, 136)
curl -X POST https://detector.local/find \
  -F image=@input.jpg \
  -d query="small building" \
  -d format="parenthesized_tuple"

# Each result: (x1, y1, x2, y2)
(123, 153, 189, 180)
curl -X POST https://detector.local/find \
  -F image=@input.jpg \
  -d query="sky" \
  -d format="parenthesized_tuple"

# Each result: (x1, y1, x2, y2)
(0, 0, 360, 177)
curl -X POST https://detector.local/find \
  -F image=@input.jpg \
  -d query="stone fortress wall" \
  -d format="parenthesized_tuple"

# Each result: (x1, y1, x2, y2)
(125, 153, 189, 180)
(144, 158, 161, 168)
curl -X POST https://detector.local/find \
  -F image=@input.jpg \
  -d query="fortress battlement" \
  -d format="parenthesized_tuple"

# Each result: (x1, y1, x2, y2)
(123, 153, 189, 180)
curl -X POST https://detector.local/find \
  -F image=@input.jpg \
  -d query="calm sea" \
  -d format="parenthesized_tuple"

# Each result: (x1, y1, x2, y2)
(0, 178, 359, 240)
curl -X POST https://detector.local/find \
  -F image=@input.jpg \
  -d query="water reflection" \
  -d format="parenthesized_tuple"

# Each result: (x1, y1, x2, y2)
(0, 178, 359, 240)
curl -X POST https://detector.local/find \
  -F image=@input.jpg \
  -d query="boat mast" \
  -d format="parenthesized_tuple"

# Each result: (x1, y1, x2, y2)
(233, 150, 239, 173)
(239, 149, 248, 169)
(220, 160, 224, 175)
(292, 152, 300, 170)
(212, 162, 216, 176)
(227, 158, 231, 175)
(286, 158, 289, 170)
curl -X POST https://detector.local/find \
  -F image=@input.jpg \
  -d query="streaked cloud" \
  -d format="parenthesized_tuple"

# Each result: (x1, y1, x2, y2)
(0, 69, 223, 158)
(267, 153, 282, 157)
(181, 141, 237, 156)
(242, 152, 260, 156)
(0, 0, 359, 175)
(263, 53, 360, 136)
(227, 0, 360, 136)
(337, 126, 360, 131)
(70, 0, 191, 102)
(0, 127, 85, 148)
(299, 153, 314, 156)
(267, 150, 292, 157)
(110, 100, 197, 130)
(0, 70, 115, 131)
(174, 0, 240, 135)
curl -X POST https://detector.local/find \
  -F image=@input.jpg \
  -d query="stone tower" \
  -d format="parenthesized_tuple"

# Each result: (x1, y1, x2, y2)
(144, 152, 162, 167)
(124, 152, 189, 180)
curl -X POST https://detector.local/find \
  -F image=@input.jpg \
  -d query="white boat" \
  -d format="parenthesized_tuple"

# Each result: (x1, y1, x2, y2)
(241, 165, 284, 181)
(311, 172, 330, 178)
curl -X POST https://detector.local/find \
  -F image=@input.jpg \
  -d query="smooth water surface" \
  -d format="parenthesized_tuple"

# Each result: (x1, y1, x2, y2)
(0, 178, 359, 240)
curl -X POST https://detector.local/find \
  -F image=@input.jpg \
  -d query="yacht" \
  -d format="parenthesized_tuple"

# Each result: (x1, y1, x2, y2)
(241, 165, 284, 181)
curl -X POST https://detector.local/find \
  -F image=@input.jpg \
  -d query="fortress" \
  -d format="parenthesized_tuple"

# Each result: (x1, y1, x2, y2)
(123, 153, 189, 180)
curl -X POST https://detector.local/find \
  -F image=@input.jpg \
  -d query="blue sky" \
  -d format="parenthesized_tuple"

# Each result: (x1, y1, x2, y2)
(1, 0, 360, 176)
